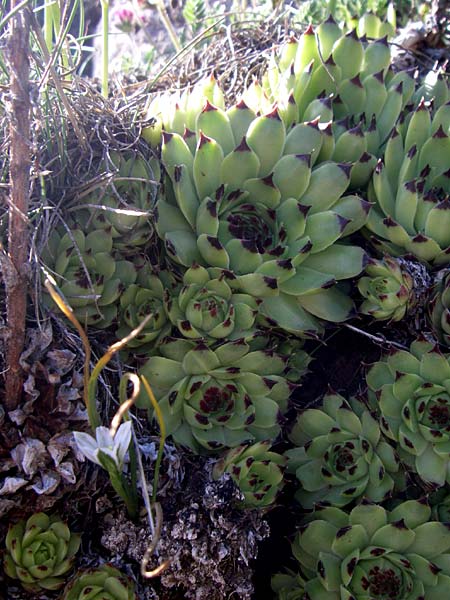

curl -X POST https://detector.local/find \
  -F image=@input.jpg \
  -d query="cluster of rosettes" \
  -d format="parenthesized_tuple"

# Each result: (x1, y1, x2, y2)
(41, 151, 158, 330)
(154, 96, 369, 338)
(26, 10, 450, 600)
(39, 9, 450, 532)
(274, 336, 450, 598)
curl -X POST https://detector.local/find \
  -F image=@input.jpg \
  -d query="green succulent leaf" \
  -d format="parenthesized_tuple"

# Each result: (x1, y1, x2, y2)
(62, 565, 136, 599)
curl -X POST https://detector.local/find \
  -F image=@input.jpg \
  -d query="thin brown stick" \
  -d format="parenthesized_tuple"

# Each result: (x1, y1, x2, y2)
(4, 3, 31, 410)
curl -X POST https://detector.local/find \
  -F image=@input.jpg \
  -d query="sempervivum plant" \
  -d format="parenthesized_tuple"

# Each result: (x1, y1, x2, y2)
(276, 336, 313, 382)
(366, 99, 450, 266)
(357, 255, 415, 321)
(257, 21, 414, 158)
(72, 151, 156, 255)
(156, 104, 369, 337)
(139, 337, 294, 452)
(164, 263, 258, 341)
(4, 513, 80, 593)
(271, 569, 305, 600)
(430, 487, 450, 521)
(116, 263, 176, 352)
(429, 269, 450, 346)
(212, 440, 286, 508)
(62, 564, 136, 599)
(42, 228, 137, 328)
(285, 392, 402, 508)
(292, 499, 450, 599)
(367, 337, 450, 486)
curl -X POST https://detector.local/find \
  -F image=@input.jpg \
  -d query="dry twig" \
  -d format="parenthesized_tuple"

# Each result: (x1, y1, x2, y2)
(4, 3, 31, 410)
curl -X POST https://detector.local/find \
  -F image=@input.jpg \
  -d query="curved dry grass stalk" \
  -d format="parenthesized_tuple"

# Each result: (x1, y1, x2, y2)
(140, 501, 171, 579)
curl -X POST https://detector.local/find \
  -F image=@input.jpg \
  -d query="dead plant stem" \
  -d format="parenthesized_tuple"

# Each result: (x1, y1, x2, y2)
(4, 2, 31, 410)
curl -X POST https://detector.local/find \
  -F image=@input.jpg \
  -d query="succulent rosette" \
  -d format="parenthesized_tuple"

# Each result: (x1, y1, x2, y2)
(358, 255, 414, 321)
(165, 263, 258, 341)
(156, 104, 369, 337)
(429, 269, 450, 346)
(42, 228, 137, 328)
(366, 100, 450, 266)
(271, 569, 306, 600)
(62, 564, 136, 600)
(292, 499, 450, 599)
(285, 392, 401, 508)
(72, 151, 156, 255)
(212, 440, 286, 507)
(257, 21, 412, 161)
(260, 27, 448, 266)
(139, 337, 294, 452)
(430, 487, 450, 521)
(367, 337, 450, 486)
(4, 513, 80, 593)
(116, 264, 175, 351)
(275, 336, 313, 382)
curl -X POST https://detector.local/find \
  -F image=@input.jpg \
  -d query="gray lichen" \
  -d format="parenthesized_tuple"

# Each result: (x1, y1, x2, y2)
(155, 473, 270, 600)
(100, 455, 269, 600)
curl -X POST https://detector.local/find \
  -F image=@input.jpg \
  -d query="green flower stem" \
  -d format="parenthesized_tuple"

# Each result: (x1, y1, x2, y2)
(44, 0, 58, 51)
(101, 0, 109, 98)
(45, 276, 154, 430)
(154, 0, 182, 53)
(99, 452, 138, 520)
(141, 375, 166, 503)
(118, 374, 139, 512)
(43, 0, 73, 80)
(52, 0, 81, 82)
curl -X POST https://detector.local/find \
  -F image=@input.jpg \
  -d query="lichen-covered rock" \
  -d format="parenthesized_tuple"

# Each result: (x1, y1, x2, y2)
(145, 467, 269, 600)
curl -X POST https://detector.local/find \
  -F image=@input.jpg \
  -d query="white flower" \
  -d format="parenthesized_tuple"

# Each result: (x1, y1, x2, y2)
(73, 422, 132, 471)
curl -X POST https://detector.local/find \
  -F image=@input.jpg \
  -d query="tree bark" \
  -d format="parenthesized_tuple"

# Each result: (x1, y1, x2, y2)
(4, 3, 31, 410)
